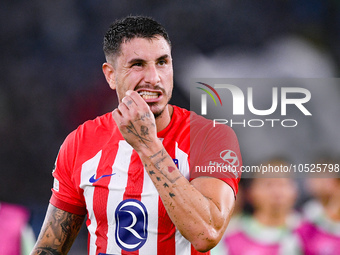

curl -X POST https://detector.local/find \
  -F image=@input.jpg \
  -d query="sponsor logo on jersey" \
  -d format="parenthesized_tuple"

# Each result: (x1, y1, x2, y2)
(204, 150, 240, 178)
(115, 199, 148, 251)
(220, 149, 239, 167)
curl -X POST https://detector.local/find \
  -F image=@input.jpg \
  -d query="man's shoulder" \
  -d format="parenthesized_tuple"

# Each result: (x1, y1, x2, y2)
(189, 109, 235, 135)
(81, 112, 113, 128)
(171, 105, 236, 136)
(76, 112, 114, 132)
(172, 105, 209, 125)
(65, 112, 118, 145)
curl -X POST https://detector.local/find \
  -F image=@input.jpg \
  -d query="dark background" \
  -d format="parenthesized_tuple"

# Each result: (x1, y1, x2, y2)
(1, 1, 339, 253)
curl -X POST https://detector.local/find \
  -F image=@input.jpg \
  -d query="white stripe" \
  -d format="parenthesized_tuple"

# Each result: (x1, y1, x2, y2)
(175, 142, 190, 180)
(175, 143, 192, 254)
(175, 229, 191, 255)
(139, 167, 159, 255)
(106, 140, 133, 254)
(80, 150, 102, 255)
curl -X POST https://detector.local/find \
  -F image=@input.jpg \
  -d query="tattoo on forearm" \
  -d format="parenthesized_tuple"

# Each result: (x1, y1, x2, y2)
(168, 175, 182, 184)
(149, 148, 165, 159)
(32, 247, 61, 255)
(168, 166, 175, 173)
(169, 192, 175, 198)
(155, 166, 182, 184)
(147, 149, 183, 184)
(32, 205, 85, 255)
(154, 156, 167, 170)
(156, 176, 161, 181)
(163, 183, 169, 188)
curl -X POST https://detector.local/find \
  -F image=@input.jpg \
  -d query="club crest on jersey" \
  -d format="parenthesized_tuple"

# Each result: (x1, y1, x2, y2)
(115, 199, 148, 251)
(173, 158, 179, 168)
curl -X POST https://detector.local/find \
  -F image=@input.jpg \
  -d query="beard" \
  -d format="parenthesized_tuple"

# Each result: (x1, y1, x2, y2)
(147, 88, 172, 119)
(148, 102, 167, 119)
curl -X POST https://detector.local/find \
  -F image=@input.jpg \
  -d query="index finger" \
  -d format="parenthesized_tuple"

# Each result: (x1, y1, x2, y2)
(126, 90, 150, 110)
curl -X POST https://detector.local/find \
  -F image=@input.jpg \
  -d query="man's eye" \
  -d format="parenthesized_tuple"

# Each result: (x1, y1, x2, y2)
(132, 62, 142, 67)
(158, 60, 166, 66)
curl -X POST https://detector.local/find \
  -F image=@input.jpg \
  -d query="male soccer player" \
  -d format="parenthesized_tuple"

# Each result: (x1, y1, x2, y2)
(31, 16, 242, 255)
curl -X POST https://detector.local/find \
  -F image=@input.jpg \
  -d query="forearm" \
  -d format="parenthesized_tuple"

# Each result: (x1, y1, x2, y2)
(111, 91, 236, 250)
(30, 204, 85, 255)
(139, 143, 233, 251)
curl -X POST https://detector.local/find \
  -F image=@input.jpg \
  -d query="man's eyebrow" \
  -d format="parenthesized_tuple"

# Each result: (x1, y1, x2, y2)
(127, 58, 145, 65)
(127, 54, 171, 65)
(157, 54, 171, 61)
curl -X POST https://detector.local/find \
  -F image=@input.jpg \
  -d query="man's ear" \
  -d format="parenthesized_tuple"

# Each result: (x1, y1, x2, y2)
(102, 62, 116, 90)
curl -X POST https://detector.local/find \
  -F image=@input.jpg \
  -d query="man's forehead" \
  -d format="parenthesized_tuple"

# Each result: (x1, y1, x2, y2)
(120, 36, 171, 57)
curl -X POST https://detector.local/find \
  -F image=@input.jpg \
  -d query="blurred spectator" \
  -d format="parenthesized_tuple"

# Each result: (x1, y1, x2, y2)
(222, 178, 246, 235)
(212, 158, 301, 255)
(0, 202, 35, 255)
(296, 157, 340, 255)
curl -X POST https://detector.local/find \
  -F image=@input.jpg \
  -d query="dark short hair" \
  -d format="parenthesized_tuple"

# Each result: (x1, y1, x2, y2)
(103, 15, 171, 60)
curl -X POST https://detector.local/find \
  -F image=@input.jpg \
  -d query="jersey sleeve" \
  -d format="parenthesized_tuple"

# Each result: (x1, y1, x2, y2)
(50, 130, 87, 215)
(190, 119, 242, 196)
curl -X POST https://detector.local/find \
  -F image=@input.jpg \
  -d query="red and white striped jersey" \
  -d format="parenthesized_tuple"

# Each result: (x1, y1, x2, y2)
(50, 105, 241, 255)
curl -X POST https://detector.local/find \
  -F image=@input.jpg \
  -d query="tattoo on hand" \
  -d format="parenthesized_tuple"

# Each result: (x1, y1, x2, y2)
(141, 126, 149, 136)
(128, 100, 134, 106)
(136, 112, 151, 122)
(126, 121, 152, 147)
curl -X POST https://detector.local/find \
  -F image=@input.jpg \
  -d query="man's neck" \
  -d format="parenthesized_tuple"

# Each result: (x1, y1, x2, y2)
(155, 104, 173, 132)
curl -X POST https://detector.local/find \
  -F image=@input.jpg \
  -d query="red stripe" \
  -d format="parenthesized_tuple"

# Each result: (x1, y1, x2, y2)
(157, 196, 176, 254)
(92, 147, 118, 254)
(122, 150, 144, 255)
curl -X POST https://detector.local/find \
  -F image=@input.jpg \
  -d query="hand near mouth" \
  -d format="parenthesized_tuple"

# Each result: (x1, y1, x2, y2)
(112, 90, 162, 154)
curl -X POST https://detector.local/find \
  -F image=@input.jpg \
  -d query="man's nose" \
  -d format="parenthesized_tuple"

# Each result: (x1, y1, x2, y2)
(144, 64, 160, 85)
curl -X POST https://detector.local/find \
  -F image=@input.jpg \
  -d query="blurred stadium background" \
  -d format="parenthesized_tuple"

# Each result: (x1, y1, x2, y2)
(1, 1, 339, 254)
